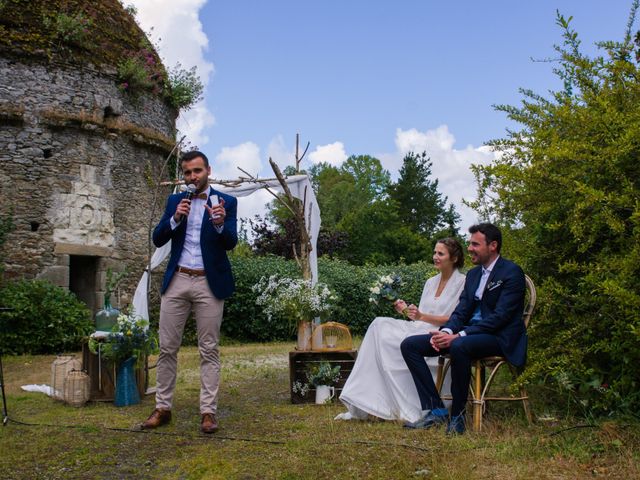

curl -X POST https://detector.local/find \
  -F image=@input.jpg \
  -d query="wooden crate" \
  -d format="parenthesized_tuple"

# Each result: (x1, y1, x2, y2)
(81, 340, 146, 401)
(289, 350, 357, 404)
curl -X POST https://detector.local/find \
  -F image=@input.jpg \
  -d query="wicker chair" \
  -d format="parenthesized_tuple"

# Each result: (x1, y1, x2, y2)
(435, 274, 536, 432)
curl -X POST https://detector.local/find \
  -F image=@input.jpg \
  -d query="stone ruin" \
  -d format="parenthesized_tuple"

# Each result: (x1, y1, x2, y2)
(0, 0, 178, 313)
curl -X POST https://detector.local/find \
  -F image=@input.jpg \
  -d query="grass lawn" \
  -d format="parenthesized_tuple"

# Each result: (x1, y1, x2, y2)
(0, 341, 638, 479)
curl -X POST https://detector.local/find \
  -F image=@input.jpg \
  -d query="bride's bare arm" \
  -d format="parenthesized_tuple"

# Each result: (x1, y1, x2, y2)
(406, 304, 449, 325)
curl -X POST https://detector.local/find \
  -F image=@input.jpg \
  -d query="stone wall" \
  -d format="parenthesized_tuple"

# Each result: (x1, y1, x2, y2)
(0, 56, 177, 313)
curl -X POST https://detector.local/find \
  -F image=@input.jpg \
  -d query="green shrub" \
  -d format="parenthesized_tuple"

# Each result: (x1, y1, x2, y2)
(0, 279, 93, 355)
(43, 12, 93, 49)
(223, 255, 300, 342)
(469, 9, 640, 414)
(117, 54, 157, 95)
(223, 256, 437, 342)
(166, 63, 204, 111)
(163, 256, 439, 345)
(318, 258, 435, 335)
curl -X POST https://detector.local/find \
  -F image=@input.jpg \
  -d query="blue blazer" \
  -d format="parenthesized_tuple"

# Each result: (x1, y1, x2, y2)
(153, 186, 238, 299)
(442, 257, 528, 367)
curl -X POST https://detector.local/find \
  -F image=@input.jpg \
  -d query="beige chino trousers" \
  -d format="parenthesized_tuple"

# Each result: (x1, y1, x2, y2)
(155, 272, 224, 414)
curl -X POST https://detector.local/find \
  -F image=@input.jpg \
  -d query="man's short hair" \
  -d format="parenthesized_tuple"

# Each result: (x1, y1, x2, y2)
(180, 150, 209, 168)
(469, 223, 502, 253)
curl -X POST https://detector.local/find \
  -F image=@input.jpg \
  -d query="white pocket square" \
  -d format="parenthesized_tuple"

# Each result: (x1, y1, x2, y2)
(487, 280, 503, 291)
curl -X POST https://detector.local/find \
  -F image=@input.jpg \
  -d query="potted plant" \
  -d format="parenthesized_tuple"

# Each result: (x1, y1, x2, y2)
(303, 361, 342, 404)
(253, 275, 335, 350)
(88, 311, 158, 406)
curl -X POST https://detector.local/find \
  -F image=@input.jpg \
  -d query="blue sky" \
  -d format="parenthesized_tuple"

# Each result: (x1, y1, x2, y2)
(131, 0, 635, 228)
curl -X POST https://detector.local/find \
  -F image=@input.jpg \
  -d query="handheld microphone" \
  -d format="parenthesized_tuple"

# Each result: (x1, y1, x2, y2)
(185, 184, 196, 201)
(178, 184, 197, 221)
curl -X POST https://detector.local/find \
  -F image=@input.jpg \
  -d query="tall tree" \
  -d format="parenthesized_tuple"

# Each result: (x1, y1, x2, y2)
(338, 200, 431, 265)
(309, 162, 362, 229)
(388, 151, 458, 238)
(470, 6, 640, 413)
(340, 155, 391, 203)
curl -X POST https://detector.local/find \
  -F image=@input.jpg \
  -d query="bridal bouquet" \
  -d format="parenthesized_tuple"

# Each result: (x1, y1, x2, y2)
(369, 274, 404, 305)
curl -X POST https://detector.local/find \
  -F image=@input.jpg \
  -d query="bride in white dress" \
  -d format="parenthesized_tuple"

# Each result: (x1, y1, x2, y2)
(338, 238, 465, 423)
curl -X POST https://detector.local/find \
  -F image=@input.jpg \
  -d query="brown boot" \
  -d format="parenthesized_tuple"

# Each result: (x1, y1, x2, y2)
(141, 408, 171, 429)
(201, 413, 219, 434)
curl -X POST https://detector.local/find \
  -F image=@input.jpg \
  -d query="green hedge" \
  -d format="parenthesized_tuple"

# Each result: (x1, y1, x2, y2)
(317, 257, 435, 335)
(222, 255, 300, 341)
(0, 279, 93, 354)
(217, 256, 437, 343)
(0, 259, 437, 352)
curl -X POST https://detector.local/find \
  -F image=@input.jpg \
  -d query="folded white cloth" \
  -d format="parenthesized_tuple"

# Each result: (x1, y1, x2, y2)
(90, 331, 110, 339)
(21, 384, 54, 396)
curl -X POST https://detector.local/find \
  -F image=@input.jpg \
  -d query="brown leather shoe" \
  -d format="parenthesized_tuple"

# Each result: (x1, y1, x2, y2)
(141, 408, 171, 429)
(201, 413, 219, 434)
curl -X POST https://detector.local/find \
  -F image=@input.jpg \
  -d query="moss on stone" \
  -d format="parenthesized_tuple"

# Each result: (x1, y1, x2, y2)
(0, 0, 163, 73)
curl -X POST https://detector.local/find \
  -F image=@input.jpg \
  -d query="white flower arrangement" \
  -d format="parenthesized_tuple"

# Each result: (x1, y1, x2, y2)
(252, 275, 335, 328)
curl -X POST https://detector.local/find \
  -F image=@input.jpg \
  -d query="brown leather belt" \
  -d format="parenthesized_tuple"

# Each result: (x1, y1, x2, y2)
(177, 266, 206, 276)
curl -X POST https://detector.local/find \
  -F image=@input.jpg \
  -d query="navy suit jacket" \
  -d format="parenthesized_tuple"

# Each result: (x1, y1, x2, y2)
(442, 257, 528, 367)
(153, 186, 238, 299)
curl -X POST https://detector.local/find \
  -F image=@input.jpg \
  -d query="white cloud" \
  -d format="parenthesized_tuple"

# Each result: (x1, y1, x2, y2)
(177, 104, 215, 149)
(214, 142, 262, 180)
(209, 142, 277, 228)
(213, 128, 495, 232)
(378, 126, 497, 230)
(204, 126, 494, 240)
(128, 0, 215, 146)
(266, 135, 296, 171)
(308, 142, 348, 166)
(395, 125, 455, 154)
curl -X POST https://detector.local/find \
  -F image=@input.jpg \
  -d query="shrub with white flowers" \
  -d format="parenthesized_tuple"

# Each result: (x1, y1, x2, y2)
(252, 275, 335, 329)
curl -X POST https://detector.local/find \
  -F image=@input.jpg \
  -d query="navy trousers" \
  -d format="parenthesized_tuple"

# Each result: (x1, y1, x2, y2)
(400, 333, 503, 416)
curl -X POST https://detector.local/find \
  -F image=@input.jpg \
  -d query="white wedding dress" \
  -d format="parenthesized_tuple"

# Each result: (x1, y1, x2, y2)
(338, 270, 466, 423)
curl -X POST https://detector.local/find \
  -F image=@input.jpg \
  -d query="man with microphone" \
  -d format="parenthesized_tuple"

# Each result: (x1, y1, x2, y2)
(142, 150, 237, 434)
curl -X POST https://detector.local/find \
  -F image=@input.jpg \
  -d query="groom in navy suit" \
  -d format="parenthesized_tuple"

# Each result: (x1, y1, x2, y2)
(401, 223, 526, 434)
(142, 150, 237, 434)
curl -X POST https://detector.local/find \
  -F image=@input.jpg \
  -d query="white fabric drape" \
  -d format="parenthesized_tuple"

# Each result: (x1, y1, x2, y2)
(132, 175, 320, 321)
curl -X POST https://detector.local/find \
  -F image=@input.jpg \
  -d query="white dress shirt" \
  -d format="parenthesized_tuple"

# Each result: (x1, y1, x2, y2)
(474, 255, 500, 300)
(169, 192, 223, 269)
(443, 255, 500, 337)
